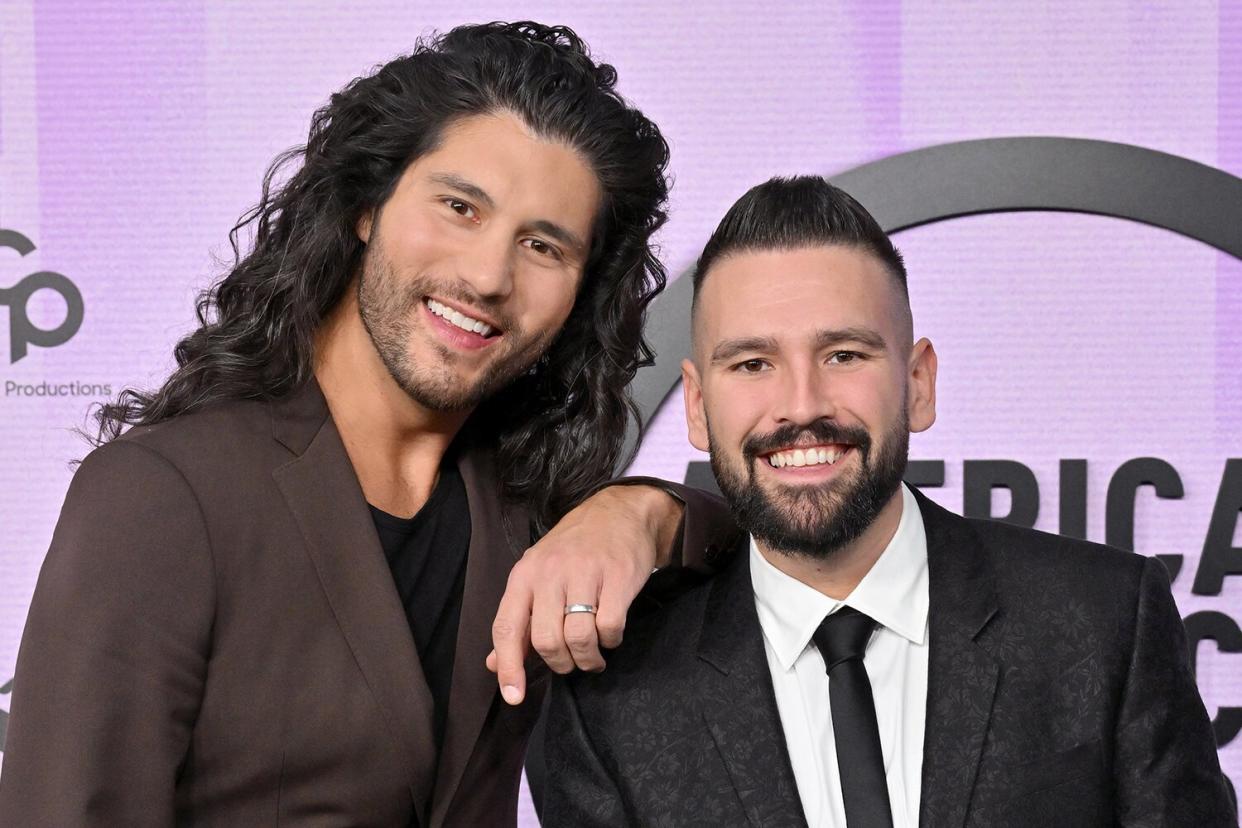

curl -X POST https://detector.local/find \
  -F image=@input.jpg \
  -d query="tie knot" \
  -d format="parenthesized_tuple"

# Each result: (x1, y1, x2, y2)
(811, 606, 878, 672)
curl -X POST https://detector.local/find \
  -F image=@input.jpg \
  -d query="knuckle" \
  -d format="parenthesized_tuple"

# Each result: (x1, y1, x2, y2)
(530, 630, 561, 655)
(596, 619, 625, 641)
(491, 621, 518, 640)
(506, 560, 531, 584)
(581, 653, 607, 670)
(564, 630, 595, 651)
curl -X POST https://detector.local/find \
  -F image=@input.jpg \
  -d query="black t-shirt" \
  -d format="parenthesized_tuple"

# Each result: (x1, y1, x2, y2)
(368, 462, 470, 751)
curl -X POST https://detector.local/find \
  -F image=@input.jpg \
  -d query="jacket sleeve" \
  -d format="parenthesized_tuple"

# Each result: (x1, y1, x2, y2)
(0, 440, 215, 826)
(541, 676, 629, 828)
(1112, 556, 1236, 827)
(595, 477, 741, 574)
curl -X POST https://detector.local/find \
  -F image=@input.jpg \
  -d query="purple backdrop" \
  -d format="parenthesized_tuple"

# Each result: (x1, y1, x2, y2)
(1, 2, 1238, 821)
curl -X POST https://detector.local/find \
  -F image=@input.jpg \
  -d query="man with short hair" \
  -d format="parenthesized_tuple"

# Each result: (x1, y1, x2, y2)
(0, 22, 724, 826)
(544, 176, 1235, 827)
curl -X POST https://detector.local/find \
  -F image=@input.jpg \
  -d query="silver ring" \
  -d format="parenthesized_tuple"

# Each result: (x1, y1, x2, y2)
(564, 603, 597, 615)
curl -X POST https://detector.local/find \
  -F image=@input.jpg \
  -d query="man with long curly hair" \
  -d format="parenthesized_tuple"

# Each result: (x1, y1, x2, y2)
(0, 22, 727, 826)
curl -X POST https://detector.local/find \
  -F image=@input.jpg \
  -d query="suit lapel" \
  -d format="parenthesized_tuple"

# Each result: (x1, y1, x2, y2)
(915, 491, 1001, 828)
(698, 542, 809, 828)
(429, 444, 530, 824)
(269, 382, 438, 817)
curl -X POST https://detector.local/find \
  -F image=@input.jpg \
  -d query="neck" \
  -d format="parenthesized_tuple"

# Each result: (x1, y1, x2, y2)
(756, 485, 906, 600)
(314, 285, 471, 517)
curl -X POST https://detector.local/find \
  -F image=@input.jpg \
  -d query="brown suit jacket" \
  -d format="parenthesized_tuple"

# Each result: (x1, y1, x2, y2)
(0, 381, 730, 826)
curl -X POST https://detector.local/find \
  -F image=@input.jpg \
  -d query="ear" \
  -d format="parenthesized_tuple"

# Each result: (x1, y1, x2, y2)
(682, 358, 710, 452)
(356, 210, 374, 244)
(907, 337, 937, 433)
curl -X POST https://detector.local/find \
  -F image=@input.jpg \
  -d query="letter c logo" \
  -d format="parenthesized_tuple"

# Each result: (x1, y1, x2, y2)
(0, 229, 84, 363)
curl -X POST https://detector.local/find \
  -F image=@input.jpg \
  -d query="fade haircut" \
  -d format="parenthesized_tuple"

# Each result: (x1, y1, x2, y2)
(692, 176, 907, 315)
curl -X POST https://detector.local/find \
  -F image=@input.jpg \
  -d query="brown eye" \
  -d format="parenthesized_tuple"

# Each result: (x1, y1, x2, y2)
(443, 198, 476, 219)
(522, 238, 562, 259)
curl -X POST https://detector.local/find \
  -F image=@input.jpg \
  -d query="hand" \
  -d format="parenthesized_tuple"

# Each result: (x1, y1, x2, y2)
(487, 483, 683, 705)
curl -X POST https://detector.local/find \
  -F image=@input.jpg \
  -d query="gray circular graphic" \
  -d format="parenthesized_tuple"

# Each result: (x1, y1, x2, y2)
(626, 136, 1242, 457)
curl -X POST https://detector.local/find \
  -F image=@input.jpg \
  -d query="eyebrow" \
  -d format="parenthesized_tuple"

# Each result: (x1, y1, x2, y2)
(429, 173, 495, 210)
(709, 327, 888, 364)
(428, 172, 588, 256)
(815, 327, 887, 351)
(710, 336, 779, 364)
(528, 219, 587, 256)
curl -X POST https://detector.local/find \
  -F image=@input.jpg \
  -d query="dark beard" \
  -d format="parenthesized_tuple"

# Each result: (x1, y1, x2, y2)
(356, 244, 554, 412)
(709, 415, 909, 559)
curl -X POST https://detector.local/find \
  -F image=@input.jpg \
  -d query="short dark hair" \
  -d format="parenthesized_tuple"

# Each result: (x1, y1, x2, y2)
(93, 21, 671, 534)
(692, 176, 906, 308)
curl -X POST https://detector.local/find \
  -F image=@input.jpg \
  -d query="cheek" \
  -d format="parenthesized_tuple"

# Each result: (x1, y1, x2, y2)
(517, 271, 581, 333)
(380, 210, 451, 265)
(703, 381, 769, 448)
(849, 373, 906, 431)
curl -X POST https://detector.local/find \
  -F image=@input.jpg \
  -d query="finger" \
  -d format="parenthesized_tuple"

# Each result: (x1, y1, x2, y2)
(564, 583, 605, 672)
(492, 572, 535, 705)
(593, 574, 633, 651)
(530, 580, 575, 675)
(486, 649, 497, 674)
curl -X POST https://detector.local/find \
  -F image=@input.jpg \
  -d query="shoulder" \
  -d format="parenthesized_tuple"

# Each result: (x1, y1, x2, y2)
(115, 396, 275, 464)
(918, 491, 1148, 602)
(937, 508, 1161, 655)
(969, 514, 1145, 574)
(966, 515, 1149, 602)
(61, 397, 299, 554)
(85, 396, 296, 494)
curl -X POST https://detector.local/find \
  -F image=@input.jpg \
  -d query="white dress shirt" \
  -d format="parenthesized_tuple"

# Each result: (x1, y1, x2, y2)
(750, 483, 930, 828)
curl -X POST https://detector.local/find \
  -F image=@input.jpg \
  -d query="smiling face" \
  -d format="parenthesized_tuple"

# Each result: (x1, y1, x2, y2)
(355, 111, 602, 412)
(683, 244, 937, 559)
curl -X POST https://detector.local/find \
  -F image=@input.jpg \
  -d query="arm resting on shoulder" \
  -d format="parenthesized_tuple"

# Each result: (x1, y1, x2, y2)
(0, 441, 215, 826)
(598, 476, 740, 573)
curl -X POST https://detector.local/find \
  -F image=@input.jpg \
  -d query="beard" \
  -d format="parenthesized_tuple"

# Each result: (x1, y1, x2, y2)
(356, 241, 558, 412)
(709, 412, 909, 560)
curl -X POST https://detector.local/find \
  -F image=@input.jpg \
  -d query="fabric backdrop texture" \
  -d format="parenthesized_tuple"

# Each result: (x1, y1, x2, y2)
(0, 2, 1238, 823)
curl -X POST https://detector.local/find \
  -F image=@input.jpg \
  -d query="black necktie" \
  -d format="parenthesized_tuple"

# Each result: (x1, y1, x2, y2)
(811, 606, 894, 828)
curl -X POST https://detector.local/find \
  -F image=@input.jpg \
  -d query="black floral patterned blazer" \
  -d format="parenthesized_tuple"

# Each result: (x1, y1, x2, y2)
(543, 490, 1236, 827)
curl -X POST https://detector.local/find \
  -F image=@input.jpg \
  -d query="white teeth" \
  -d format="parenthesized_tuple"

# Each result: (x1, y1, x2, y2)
(425, 299, 494, 337)
(767, 446, 846, 468)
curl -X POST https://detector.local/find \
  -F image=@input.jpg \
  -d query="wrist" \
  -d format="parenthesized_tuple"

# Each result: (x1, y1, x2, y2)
(629, 485, 683, 569)
(591, 479, 687, 569)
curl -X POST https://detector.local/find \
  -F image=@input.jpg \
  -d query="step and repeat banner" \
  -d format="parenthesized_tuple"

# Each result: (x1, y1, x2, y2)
(1, 0, 1238, 821)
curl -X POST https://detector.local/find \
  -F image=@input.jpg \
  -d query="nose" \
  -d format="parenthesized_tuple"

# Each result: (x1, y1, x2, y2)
(772, 358, 836, 426)
(461, 230, 516, 301)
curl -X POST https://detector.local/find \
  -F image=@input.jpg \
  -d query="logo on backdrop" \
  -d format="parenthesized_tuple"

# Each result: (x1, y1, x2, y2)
(0, 229, 84, 363)
(630, 137, 1242, 754)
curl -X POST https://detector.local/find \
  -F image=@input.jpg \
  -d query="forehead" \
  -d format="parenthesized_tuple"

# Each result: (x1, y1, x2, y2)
(400, 112, 601, 231)
(694, 245, 904, 350)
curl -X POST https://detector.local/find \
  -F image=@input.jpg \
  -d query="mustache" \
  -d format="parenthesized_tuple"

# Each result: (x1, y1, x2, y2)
(742, 419, 871, 462)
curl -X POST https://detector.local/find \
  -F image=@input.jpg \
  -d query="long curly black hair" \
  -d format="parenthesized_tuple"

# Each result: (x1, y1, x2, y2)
(92, 21, 671, 533)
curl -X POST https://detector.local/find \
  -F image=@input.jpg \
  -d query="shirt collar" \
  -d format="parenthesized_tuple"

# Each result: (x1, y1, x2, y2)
(750, 483, 930, 671)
